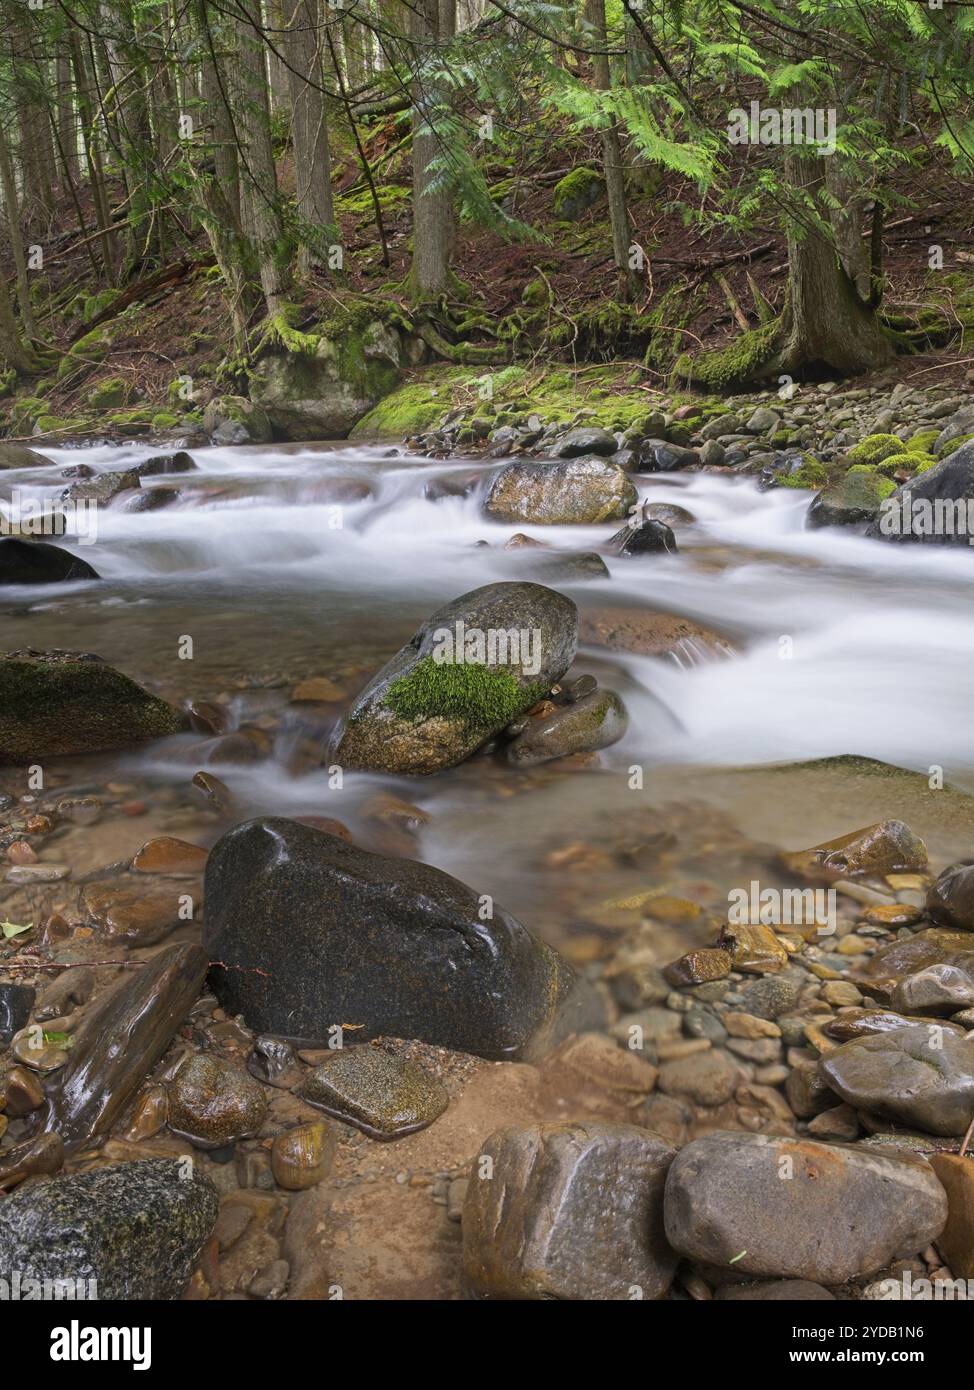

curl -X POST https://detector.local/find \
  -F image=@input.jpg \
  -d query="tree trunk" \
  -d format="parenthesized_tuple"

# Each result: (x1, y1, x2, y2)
(69, 30, 119, 282)
(233, 1, 292, 316)
(0, 121, 36, 340)
(586, 0, 638, 301)
(409, 0, 454, 302)
(772, 160, 893, 375)
(0, 275, 37, 376)
(55, 54, 79, 189)
(284, 0, 335, 273)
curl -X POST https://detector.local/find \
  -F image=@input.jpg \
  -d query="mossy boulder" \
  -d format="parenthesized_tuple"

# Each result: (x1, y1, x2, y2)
(202, 395, 273, 445)
(807, 468, 896, 530)
(553, 167, 605, 221)
(249, 310, 401, 440)
(847, 434, 904, 466)
(485, 457, 637, 524)
(333, 582, 578, 774)
(0, 650, 184, 764)
(865, 440, 974, 546)
(87, 376, 134, 409)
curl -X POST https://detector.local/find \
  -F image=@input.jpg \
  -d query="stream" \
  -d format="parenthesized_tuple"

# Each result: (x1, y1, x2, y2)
(4, 439, 974, 951)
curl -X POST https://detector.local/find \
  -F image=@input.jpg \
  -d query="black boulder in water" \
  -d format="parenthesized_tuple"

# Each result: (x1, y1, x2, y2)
(0, 537, 99, 584)
(0, 1159, 218, 1300)
(865, 440, 974, 544)
(203, 817, 592, 1059)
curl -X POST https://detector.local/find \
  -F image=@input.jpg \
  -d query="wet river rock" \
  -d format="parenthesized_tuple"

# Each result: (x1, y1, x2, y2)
(0, 1159, 218, 1299)
(0, 537, 99, 585)
(503, 688, 628, 765)
(927, 861, 974, 931)
(819, 1024, 974, 1135)
(663, 1131, 947, 1285)
(333, 582, 578, 774)
(0, 649, 184, 763)
(167, 1053, 268, 1148)
(779, 819, 927, 883)
(484, 457, 637, 524)
(463, 1122, 678, 1300)
(298, 1046, 448, 1140)
(42, 942, 209, 1152)
(204, 817, 592, 1060)
(865, 440, 974, 546)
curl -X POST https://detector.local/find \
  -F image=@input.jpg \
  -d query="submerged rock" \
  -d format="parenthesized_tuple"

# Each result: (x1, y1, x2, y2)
(0, 649, 183, 763)
(333, 582, 577, 774)
(463, 1122, 678, 1300)
(484, 457, 637, 524)
(203, 817, 592, 1059)
(663, 1131, 946, 1284)
(0, 983, 34, 1046)
(0, 1159, 218, 1299)
(820, 1025, 974, 1135)
(0, 538, 99, 585)
(503, 687, 628, 765)
(298, 1046, 448, 1140)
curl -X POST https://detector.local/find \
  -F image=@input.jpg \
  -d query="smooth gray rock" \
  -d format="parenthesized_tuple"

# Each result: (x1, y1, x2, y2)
(463, 1122, 678, 1299)
(820, 1024, 974, 1135)
(663, 1130, 946, 1284)
(484, 457, 636, 524)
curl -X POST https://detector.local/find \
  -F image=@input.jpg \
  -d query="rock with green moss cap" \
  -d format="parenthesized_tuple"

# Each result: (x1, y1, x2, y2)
(204, 816, 597, 1059)
(807, 467, 895, 529)
(334, 581, 578, 774)
(0, 649, 184, 763)
(202, 394, 272, 445)
(865, 440, 974, 545)
(249, 310, 401, 439)
(552, 167, 604, 221)
(485, 457, 637, 525)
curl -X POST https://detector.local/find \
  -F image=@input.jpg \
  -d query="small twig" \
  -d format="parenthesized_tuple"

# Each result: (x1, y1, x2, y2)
(959, 1112, 974, 1159)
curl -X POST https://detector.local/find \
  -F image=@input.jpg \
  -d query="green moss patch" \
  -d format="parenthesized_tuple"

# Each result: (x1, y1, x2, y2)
(384, 656, 540, 732)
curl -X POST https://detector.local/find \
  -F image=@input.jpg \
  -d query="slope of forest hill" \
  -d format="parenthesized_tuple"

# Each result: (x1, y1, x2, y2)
(2, 17, 974, 449)
(4, 127, 973, 449)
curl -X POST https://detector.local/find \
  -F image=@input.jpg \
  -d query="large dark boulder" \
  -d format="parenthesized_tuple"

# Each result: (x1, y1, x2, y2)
(203, 817, 593, 1059)
(0, 649, 184, 763)
(0, 537, 99, 585)
(865, 440, 974, 544)
(333, 582, 578, 774)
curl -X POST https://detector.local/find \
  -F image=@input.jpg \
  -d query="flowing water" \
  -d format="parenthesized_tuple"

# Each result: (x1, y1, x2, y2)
(4, 440, 974, 952)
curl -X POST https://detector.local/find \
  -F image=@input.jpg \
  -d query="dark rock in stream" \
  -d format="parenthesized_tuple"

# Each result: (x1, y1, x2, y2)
(167, 1053, 267, 1149)
(0, 537, 99, 585)
(0, 983, 35, 1045)
(865, 440, 974, 544)
(0, 1159, 218, 1299)
(333, 582, 578, 774)
(41, 942, 208, 1152)
(609, 518, 678, 557)
(133, 450, 197, 477)
(61, 469, 141, 505)
(204, 817, 597, 1059)
(0, 649, 184, 763)
(927, 861, 974, 931)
